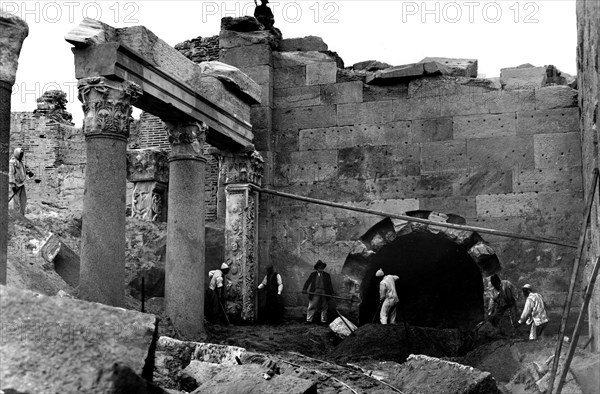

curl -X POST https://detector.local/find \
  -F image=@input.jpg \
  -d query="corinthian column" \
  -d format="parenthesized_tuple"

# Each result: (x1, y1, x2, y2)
(164, 120, 207, 337)
(0, 9, 28, 284)
(77, 77, 141, 306)
(221, 147, 264, 322)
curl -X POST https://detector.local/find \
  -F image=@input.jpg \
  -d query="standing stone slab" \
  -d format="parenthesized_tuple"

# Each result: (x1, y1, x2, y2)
(0, 285, 159, 393)
(500, 66, 546, 90)
(0, 9, 28, 285)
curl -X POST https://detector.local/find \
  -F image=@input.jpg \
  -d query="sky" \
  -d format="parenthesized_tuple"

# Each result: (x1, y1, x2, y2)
(4, 0, 577, 126)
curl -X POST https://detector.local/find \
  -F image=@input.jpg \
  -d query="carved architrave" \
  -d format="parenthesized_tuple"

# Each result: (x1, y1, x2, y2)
(127, 149, 169, 184)
(220, 147, 264, 187)
(131, 181, 167, 222)
(224, 184, 259, 321)
(77, 77, 142, 140)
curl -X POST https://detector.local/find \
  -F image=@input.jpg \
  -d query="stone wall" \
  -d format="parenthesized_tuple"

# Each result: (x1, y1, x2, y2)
(9, 112, 85, 211)
(217, 26, 584, 323)
(577, 0, 600, 352)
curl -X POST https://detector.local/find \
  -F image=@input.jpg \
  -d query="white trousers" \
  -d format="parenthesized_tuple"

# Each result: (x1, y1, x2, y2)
(380, 297, 398, 324)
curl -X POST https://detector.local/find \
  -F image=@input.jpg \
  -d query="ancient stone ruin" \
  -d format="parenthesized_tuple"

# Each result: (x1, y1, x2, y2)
(1, 1, 600, 393)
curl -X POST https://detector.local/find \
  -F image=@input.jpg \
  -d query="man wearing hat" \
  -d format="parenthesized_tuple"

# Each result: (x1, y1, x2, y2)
(207, 263, 231, 324)
(518, 284, 549, 340)
(302, 260, 334, 324)
(376, 269, 400, 324)
(254, 0, 274, 30)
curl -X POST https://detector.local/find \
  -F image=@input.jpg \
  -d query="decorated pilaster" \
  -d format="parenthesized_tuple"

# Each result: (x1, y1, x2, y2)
(164, 120, 207, 337)
(77, 76, 141, 306)
(0, 9, 28, 284)
(221, 147, 264, 321)
(127, 149, 169, 222)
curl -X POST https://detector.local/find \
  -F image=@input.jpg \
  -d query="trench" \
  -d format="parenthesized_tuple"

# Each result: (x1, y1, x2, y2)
(358, 230, 484, 329)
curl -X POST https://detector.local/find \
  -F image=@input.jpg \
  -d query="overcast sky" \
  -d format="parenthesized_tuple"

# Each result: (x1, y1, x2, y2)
(5, 0, 577, 126)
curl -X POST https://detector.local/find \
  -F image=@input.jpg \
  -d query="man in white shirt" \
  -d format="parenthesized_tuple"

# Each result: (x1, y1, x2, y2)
(376, 269, 400, 325)
(207, 263, 230, 324)
(518, 284, 549, 340)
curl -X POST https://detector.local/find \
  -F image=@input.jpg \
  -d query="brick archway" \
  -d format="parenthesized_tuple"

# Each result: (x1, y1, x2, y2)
(338, 211, 501, 327)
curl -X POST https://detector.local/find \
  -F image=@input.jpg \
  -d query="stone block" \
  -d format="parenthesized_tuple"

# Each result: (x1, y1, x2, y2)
(0, 285, 158, 393)
(337, 101, 394, 126)
(420, 140, 467, 172)
(467, 135, 535, 170)
(513, 166, 583, 193)
(220, 44, 272, 68)
(279, 36, 328, 52)
(281, 150, 338, 182)
(299, 123, 411, 151)
(321, 81, 363, 104)
(534, 85, 578, 110)
(338, 144, 421, 179)
(517, 107, 580, 135)
(240, 65, 273, 107)
(454, 167, 514, 196)
(251, 106, 272, 130)
(353, 60, 392, 71)
(273, 51, 336, 67)
(366, 62, 449, 84)
(453, 113, 517, 139)
(198, 61, 262, 104)
(476, 192, 539, 217)
(538, 191, 584, 215)
(420, 57, 478, 77)
(419, 196, 478, 218)
(363, 83, 409, 102)
(273, 105, 337, 131)
(219, 29, 278, 49)
(274, 66, 306, 91)
(500, 66, 546, 89)
(408, 117, 453, 142)
(306, 61, 337, 85)
(390, 354, 499, 394)
(274, 85, 320, 108)
(533, 132, 582, 169)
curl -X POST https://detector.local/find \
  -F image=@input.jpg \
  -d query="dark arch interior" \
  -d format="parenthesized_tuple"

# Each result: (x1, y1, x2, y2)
(358, 231, 484, 329)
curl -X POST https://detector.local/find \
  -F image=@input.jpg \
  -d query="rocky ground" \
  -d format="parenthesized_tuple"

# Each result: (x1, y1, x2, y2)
(4, 201, 599, 393)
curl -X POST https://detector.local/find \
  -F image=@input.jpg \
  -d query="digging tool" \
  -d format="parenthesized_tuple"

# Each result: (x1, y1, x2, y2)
(335, 308, 356, 336)
(218, 300, 231, 325)
(372, 299, 384, 323)
(302, 291, 360, 302)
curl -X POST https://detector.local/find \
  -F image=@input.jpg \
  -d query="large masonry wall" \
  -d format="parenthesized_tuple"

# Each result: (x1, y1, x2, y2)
(9, 112, 85, 211)
(577, 0, 600, 352)
(218, 28, 584, 322)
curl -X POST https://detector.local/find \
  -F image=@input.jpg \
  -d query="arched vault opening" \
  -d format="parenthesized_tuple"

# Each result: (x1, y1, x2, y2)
(338, 211, 501, 329)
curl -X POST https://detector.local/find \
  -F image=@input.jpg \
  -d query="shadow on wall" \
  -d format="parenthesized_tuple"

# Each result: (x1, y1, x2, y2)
(340, 212, 501, 329)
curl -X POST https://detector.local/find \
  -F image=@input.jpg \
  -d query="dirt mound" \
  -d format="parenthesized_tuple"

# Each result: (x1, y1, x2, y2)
(329, 324, 465, 364)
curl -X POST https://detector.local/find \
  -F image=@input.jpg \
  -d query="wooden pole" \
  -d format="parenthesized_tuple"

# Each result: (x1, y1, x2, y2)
(548, 168, 599, 394)
(252, 186, 577, 248)
(555, 256, 600, 394)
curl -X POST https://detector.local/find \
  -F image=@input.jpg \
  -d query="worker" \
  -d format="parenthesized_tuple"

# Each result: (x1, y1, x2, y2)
(254, 0, 274, 30)
(302, 260, 333, 324)
(487, 274, 520, 332)
(376, 269, 400, 325)
(257, 265, 283, 324)
(8, 147, 32, 216)
(517, 284, 549, 340)
(207, 263, 230, 324)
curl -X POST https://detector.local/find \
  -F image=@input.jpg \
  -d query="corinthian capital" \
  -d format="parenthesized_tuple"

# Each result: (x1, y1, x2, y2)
(0, 9, 29, 85)
(220, 145, 264, 186)
(163, 120, 208, 159)
(77, 77, 142, 140)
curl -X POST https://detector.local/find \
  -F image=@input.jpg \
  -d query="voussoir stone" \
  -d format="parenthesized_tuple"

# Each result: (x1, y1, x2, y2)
(0, 8, 29, 84)
(0, 285, 159, 394)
